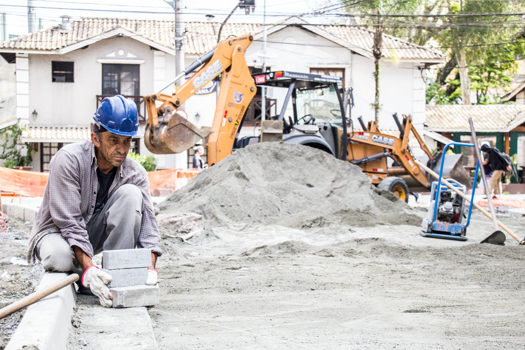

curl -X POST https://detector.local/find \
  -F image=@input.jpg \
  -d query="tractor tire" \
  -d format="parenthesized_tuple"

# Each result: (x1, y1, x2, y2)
(377, 176, 409, 203)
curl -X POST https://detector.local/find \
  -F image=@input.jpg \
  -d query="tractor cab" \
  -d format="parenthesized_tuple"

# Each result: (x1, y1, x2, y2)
(236, 71, 349, 160)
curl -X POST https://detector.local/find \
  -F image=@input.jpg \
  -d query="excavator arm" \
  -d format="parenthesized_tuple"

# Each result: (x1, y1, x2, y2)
(347, 115, 432, 188)
(143, 35, 256, 165)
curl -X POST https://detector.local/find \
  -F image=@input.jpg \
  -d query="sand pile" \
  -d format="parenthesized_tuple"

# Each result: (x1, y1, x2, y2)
(158, 142, 421, 231)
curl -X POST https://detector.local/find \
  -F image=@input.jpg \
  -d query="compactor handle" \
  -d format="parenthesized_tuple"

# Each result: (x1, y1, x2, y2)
(358, 116, 367, 131)
(392, 113, 405, 139)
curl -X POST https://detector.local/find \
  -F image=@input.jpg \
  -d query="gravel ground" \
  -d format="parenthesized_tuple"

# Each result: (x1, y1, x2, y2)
(0, 216, 43, 350)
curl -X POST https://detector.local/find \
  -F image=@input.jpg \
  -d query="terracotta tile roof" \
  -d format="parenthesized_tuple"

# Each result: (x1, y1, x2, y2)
(426, 105, 525, 132)
(0, 17, 443, 61)
(21, 125, 91, 143)
(502, 81, 525, 102)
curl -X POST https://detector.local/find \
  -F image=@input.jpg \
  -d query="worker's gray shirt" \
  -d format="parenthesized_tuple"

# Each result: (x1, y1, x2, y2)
(27, 141, 162, 263)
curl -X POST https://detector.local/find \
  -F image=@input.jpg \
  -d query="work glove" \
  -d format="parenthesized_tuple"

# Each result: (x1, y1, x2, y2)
(146, 267, 158, 285)
(82, 266, 113, 307)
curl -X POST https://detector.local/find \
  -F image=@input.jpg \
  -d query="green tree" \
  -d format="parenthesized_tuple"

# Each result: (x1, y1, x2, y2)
(436, 0, 524, 104)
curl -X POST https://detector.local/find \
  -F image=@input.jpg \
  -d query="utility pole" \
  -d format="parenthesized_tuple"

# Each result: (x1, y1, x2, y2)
(165, 0, 184, 86)
(27, 0, 36, 33)
(261, 0, 267, 121)
(174, 0, 183, 86)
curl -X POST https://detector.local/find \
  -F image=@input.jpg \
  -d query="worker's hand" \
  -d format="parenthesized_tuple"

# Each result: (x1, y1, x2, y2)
(82, 266, 113, 307)
(146, 267, 158, 285)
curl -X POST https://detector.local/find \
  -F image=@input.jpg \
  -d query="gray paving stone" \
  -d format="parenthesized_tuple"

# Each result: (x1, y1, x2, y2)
(103, 267, 148, 288)
(110, 285, 159, 308)
(102, 248, 151, 269)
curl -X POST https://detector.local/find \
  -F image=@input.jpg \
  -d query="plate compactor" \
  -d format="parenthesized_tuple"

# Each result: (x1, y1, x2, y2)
(421, 142, 479, 241)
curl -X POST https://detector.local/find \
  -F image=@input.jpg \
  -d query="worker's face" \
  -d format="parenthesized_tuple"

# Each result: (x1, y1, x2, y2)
(92, 131, 132, 172)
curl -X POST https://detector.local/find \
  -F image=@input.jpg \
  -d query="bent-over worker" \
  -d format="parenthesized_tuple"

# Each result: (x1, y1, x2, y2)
(480, 143, 512, 199)
(27, 95, 162, 307)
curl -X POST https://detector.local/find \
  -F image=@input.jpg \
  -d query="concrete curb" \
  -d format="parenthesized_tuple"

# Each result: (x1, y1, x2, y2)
(1, 201, 40, 224)
(72, 305, 159, 349)
(6, 272, 76, 350)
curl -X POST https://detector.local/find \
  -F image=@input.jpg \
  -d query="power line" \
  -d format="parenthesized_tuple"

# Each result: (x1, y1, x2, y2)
(1, 2, 524, 19)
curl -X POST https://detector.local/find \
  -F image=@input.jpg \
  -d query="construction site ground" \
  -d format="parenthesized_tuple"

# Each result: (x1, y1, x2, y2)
(1, 143, 525, 349)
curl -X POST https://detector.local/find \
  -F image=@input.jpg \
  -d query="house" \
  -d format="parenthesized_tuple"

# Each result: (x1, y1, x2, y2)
(426, 104, 525, 183)
(0, 16, 443, 171)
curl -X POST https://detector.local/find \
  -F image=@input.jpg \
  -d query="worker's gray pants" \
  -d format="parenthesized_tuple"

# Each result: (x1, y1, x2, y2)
(36, 184, 143, 273)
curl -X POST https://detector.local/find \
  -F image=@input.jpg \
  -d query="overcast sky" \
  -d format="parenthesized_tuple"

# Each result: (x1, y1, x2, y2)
(2, 0, 342, 36)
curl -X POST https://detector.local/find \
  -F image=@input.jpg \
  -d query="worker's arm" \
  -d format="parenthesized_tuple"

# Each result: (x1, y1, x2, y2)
(133, 166, 163, 257)
(73, 246, 94, 270)
(482, 154, 489, 165)
(151, 252, 157, 269)
(47, 150, 95, 258)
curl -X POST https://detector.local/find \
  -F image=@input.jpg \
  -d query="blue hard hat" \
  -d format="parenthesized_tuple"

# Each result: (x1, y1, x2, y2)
(93, 95, 138, 136)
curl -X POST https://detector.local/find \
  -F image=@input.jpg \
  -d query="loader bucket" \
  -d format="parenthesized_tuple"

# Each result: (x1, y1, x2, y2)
(144, 110, 210, 154)
(428, 152, 472, 188)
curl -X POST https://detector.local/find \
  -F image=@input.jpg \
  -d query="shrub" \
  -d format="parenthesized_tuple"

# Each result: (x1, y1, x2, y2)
(129, 151, 157, 172)
(0, 125, 33, 168)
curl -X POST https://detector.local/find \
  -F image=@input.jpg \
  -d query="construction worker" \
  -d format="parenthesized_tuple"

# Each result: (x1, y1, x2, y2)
(481, 143, 512, 199)
(27, 95, 162, 307)
(192, 145, 206, 169)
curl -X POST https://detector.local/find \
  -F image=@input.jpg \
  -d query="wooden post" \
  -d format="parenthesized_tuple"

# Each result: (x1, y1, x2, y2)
(504, 132, 510, 155)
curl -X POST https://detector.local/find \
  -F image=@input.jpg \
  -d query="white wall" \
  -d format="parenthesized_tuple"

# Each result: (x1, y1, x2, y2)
(247, 26, 351, 73)
(350, 55, 423, 131)
(0, 56, 16, 126)
(29, 36, 156, 126)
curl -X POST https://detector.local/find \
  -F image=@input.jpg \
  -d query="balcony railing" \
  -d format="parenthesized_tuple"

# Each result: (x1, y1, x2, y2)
(96, 95, 147, 124)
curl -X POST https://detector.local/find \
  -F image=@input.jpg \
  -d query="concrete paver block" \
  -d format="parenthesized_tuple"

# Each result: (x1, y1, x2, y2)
(103, 267, 148, 288)
(6, 272, 76, 350)
(110, 285, 159, 308)
(72, 306, 158, 349)
(102, 248, 151, 269)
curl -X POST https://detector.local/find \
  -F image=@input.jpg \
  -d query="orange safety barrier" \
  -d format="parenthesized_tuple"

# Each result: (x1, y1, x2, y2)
(477, 198, 525, 208)
(0, 167, 48, 197)
(147, 168, 200, 196)
(0, 166, 200, 198)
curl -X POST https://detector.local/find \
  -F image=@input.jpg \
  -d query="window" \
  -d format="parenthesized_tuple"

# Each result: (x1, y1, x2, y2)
(102, 64, 140, 96)
(52, 61, 74, 82)
(40, 142, 63, 171)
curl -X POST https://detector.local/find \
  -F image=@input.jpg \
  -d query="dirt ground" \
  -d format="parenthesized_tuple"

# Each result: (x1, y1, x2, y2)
(2, 143, 525, 349)
(150, 144, 525, 349)
(149, 213, 525, 349)
(0, 217, 43, 349)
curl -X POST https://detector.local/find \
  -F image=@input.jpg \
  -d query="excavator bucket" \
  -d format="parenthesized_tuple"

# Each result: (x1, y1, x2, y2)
(428, 152, 472, 188)
(144, 110, 210, 154)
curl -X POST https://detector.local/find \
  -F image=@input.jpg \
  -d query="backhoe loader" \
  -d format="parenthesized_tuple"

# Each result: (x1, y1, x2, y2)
(143, 34, 467, 201)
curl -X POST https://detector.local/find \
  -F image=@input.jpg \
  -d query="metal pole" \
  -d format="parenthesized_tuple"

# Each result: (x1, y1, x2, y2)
(261, 0, 267, 122)
(27, 0, 36, 33)
(174, 0, 184, 86)
(1, 13, 6, 41)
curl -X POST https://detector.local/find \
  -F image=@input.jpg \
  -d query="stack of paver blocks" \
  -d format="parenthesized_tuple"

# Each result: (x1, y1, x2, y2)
(102, 248, 159, 308)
